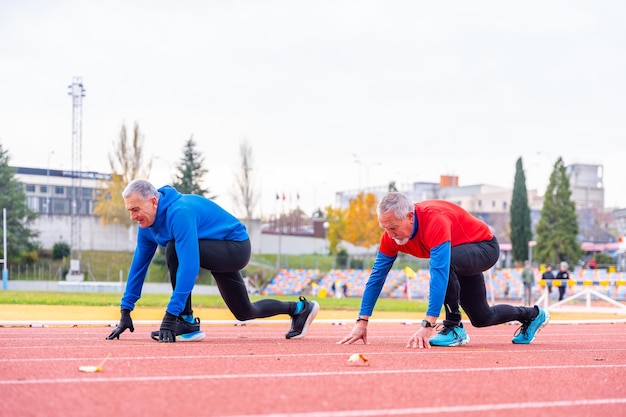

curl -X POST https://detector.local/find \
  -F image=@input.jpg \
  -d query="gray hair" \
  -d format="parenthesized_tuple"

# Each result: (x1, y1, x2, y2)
(122, 179, 159, 200)
(377, 192, 414, 219)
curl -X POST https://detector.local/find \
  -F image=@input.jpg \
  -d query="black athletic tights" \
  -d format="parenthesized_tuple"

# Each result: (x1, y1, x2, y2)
(443, 237, 537, 326)
(165, 239, 296, 321)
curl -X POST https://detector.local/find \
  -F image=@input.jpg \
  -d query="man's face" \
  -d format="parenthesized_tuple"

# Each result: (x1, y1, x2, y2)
(124, 193, 158, 228)
(378, 209, 414, 245)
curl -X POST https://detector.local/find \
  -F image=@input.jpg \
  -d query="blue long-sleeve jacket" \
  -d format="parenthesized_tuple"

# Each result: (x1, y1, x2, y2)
(120, 186, 248, 316)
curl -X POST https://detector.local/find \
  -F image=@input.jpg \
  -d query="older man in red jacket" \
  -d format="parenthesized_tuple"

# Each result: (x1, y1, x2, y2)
(339, 192, 549, 348)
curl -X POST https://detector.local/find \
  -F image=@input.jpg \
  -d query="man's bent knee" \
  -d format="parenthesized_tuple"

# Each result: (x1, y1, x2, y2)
(468, 316, 492, 328)
(232, 310, 255, 322)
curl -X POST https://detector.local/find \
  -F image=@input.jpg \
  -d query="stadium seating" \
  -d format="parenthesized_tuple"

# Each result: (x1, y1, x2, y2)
(261, 268, 319, 296)
(261, 267, 626, 302)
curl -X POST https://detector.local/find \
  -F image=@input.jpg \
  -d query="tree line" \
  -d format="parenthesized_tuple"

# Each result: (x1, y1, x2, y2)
(0, 123, 603, 270)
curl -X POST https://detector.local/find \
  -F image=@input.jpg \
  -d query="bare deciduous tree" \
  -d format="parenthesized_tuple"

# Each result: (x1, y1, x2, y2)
(93, 122, 152, 227)
(232, 139, 258, 222)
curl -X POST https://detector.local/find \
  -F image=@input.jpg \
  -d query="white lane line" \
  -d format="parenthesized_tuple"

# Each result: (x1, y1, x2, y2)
(1, 347, 625, 363)
(1, 363, 624, 385)
(225, 398, 626, 417)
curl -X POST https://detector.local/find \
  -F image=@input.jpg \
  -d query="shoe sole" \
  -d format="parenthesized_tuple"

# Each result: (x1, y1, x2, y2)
(512, 310, 551, 344)
(150, 330, 206, 342)
(177, 331, 206, 342)
(287, 301, 319, 340)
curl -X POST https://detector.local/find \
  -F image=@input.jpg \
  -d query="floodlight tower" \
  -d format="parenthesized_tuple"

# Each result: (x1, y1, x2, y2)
(68, 77, 85, 267)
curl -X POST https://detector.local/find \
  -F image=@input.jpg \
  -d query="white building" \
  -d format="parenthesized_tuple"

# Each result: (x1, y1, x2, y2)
(13, 162, 611, 255)
(14, 166, 131, 252)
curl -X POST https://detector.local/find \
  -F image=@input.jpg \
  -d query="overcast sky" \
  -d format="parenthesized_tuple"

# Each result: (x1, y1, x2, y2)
(1, 1, 624, 218)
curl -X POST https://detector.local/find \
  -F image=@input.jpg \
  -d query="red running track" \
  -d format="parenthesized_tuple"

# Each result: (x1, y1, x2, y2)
(1, 321, 625, 417)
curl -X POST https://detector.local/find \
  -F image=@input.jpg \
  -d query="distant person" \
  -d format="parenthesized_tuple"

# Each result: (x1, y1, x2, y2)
(332, 279, 348, 299)
(555, 261, 570, 301)
(521, 261, 535, 307)
(338, 192, 550, 348)
(541, 264, 555, 297)
(106, 179, 318, 343)
(311, 282, 319, 297)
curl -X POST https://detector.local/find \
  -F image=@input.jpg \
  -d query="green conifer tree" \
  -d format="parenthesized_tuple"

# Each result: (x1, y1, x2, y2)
(535, 157, 583, 266)
(172, 136, 210, 197)
(510, 157, 532, 264)
(0, 143, 40, 262)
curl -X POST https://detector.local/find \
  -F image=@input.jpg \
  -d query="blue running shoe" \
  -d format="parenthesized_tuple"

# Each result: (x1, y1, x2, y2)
(429, 322, 470, 347)
(176, 330, 206, 342)
(285, 296, 319, 339)
(512, 306, 550, 344)
(151, 315, 206, 342)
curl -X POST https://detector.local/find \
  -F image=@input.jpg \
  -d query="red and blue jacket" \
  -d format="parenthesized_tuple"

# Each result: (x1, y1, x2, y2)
(359, 200, 493, 318)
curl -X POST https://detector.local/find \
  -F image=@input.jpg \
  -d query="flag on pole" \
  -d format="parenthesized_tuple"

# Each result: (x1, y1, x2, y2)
(403, 266, 416, 279)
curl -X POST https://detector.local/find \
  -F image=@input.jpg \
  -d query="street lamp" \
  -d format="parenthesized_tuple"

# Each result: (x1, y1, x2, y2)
(353, 154, 362, 190)
(528, 240, 537, 266)
(364, 161, 381, 189)
(353, 153, 381, 190)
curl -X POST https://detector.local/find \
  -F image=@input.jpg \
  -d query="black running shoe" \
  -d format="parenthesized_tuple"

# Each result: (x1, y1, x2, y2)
(285, 296, 319, 340)
(150, 316, 206, 342)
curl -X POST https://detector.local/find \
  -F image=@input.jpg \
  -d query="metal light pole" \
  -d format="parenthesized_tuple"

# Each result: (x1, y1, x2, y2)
(46, 150, 54, 215)
(353, 154, 362, 190)
(352, 153, 381, 191)
(528, 240, 537, 266)
(68, 77, 85, 280)
(2, 208, 7, 290)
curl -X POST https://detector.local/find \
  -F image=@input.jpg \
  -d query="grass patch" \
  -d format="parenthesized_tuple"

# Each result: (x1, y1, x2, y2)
(0, 290, 428, 313)
(11, 251, 426, 288)
(2, 291, 624, 322)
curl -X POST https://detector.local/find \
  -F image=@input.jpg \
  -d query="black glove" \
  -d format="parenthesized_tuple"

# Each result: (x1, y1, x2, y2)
(106, 308, 134, 340)
(158, 312, 178, 343)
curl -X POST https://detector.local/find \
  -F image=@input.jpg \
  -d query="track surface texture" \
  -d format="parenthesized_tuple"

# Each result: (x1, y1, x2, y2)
(1, 320, 625, 417)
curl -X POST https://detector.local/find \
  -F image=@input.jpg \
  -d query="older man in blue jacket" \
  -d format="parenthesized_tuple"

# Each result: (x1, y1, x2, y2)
(107, 179, 318, 343)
